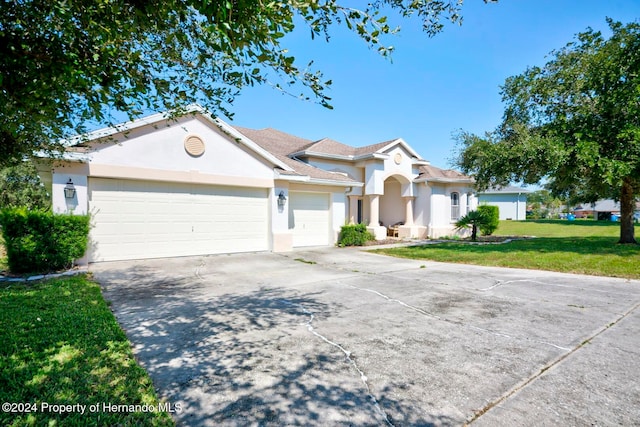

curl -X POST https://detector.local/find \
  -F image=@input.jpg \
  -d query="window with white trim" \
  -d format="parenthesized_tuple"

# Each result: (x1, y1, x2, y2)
(451, 192, 460, 220)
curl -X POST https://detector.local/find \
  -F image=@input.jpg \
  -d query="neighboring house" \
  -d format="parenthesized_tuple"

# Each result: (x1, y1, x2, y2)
(573, 199, 640, 220)
(477, 186, 530, 220)
(37, 106, 476, 262)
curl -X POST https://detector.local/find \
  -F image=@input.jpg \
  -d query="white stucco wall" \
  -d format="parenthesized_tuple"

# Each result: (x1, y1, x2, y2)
(414, 182, 429, 227)
(51, 170, 88, 215)
(306, 159, 364, 195)
(332, 191, 347, 239)
(364, 162, 386, 195)
(381, 147, 416, 184)
(86, 115, 274, 180)
(271, 185, 290, 231)
(422, 183, 477, 238)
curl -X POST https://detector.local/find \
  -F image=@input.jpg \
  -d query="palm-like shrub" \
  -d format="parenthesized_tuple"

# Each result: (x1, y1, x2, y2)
(454, 210, 490, 242)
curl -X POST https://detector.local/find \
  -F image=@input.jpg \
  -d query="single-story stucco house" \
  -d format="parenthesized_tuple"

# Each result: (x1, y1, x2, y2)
(573, 199, 640, 221)
(477, 186, 530, 220)
(37, 106, 476, 262)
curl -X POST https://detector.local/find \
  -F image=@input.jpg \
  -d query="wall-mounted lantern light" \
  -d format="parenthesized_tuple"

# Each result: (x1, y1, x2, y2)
(277, 191, 287, 208)
(64, 179, 76, 199)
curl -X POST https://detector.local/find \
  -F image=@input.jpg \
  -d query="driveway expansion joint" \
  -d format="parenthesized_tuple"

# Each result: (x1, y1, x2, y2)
(466, 299, 640, 425)
(346, 283, 572, 351)
(278, 298, 395, 426)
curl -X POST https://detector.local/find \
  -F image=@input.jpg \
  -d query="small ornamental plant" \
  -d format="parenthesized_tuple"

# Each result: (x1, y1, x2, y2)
(338, 223, 375, 246)
(454, 210, 490, 242)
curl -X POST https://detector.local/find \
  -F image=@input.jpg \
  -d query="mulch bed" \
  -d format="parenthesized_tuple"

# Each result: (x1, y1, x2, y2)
(363, 235, 533, 246)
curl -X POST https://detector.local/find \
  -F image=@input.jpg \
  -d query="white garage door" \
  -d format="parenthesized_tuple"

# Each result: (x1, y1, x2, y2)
(89, 178, 269, 262)
(290, 191, 330, 247)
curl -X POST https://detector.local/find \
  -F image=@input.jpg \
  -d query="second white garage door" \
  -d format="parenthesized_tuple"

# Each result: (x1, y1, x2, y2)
(89, 178, 269, 262)
(289, 191, 330, 247)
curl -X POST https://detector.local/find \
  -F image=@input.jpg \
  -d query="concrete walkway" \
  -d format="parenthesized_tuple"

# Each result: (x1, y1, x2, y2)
(91, 247, 640, 426)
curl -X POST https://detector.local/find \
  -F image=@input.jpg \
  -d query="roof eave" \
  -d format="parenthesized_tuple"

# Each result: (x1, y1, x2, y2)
(354, 153, 389, 161)
(290, 151, 355, 161)
(415, 177, 475, 184)
(34, 151, 90, 163)
(63, 104, 206, 146)
(275, 172, 363, 187)
(377, 138, 422, 159)
(303, 178, 363, 187)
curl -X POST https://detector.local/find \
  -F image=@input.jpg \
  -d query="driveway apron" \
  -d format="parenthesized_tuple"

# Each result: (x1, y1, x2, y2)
(91, 247, 640, 426)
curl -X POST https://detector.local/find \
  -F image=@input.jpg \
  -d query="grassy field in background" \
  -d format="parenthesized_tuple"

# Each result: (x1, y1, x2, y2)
(375, 220, 640, 279)
(494, 218, 629, 238)
(0, 276, 175, 427)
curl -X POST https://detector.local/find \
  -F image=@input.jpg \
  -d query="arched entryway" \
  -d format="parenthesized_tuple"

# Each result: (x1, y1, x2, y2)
(380, 176, 406, 227)
(377, 174, 416, 237)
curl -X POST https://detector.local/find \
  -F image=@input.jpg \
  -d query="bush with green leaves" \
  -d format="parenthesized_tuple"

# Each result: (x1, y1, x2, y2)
(477, 205, 499, 236)
(0, 208, 89, 273)
(338, 223, 374, 247)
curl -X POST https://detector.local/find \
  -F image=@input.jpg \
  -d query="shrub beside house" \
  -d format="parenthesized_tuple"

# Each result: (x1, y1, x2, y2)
(0, 209, 89, 274)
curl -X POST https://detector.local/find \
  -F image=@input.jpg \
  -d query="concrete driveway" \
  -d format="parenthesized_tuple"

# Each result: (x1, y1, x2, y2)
(91, 247, 640, 426)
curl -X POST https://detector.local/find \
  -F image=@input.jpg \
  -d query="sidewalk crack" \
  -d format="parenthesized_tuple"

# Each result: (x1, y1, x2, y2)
(279, 299, 394, 426)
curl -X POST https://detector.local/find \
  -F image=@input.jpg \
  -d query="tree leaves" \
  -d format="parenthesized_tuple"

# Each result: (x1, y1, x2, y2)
(454, 19, 640, 243)
(1, 0, 492, 166)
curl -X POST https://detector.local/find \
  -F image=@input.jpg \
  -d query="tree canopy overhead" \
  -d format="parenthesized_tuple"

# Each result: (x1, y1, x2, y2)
(0, 0, 493, 166)
(454, 19, 640, 243)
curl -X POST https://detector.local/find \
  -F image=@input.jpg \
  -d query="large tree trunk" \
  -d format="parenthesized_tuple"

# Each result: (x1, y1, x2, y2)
(618, 177, 637, 244)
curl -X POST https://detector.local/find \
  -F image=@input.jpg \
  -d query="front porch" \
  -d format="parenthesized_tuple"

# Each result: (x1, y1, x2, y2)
(348, 175, 427, 240)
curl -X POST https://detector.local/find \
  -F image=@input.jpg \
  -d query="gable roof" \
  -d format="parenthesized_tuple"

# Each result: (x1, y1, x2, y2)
(288, 136, 426, 162)
(58, 106, 468, 187)
(233, 125, 474, 184)
(232, 126, 359, 185)
(60, 104, 293, 172)
(415, 164, 474, 184)
(305, 138, 358, 157)
(232, 126, 315, 156)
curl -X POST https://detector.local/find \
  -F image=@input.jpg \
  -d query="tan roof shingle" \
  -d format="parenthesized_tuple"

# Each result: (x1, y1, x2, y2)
(233, 127, 315, 156)
(418, 165, 473, 181)
(233, 126, 356, 183)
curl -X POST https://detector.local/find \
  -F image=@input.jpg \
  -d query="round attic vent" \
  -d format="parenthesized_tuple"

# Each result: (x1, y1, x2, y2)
(184, 135, 205, 157)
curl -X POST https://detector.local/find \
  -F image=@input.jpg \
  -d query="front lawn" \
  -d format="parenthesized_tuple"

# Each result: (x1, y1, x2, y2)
(0, 275, 175, 426)
(374, 220, 640, 279)
(495, 218, 631, 238)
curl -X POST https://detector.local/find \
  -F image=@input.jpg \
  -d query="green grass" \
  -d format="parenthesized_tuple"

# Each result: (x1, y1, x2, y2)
(495, 218, 628, 238)
(375, 220, 640, 279)
(0, 275, 175, 427)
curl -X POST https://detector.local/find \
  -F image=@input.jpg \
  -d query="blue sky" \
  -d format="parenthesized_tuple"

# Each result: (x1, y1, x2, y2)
(222, 0, 640, 171)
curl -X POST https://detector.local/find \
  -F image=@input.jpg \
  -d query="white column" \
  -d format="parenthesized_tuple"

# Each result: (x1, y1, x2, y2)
(348, 195, 359, 224)
(369, 195, 380, 226)
(404, 196, 415, 225)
